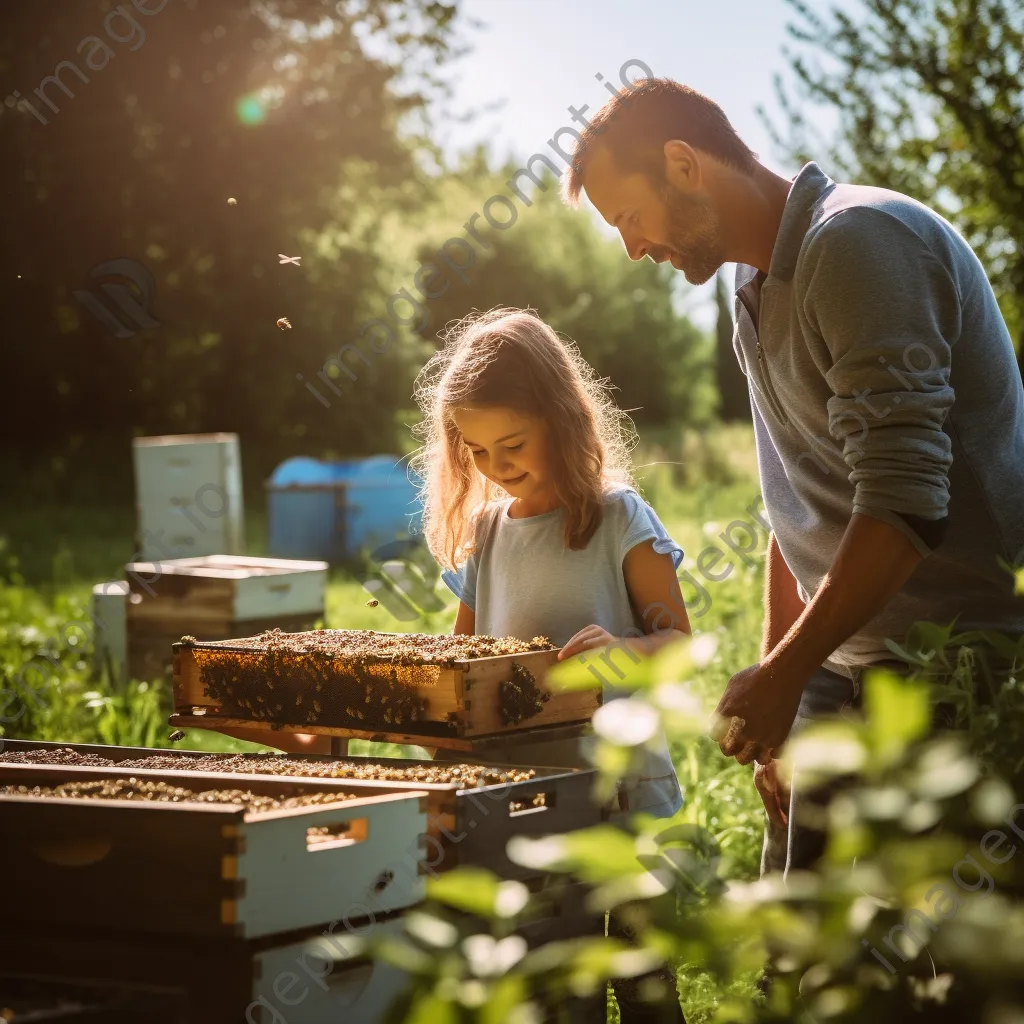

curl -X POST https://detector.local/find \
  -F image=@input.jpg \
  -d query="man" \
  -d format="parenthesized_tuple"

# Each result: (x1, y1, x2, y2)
(561, 77, 1024, 876)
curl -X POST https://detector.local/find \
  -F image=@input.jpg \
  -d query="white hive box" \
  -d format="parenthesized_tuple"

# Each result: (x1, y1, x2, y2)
(132, 433, 244, 560)
(90, 580, 129, 687)
(124, 554, 329, 682)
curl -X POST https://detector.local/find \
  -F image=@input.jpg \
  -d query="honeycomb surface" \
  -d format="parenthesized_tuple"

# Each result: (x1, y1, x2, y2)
(0, 748, 539, 787)
(1, 776, 356, 812)
(184, 629, 554, 664)
(178, 629, 555, 734)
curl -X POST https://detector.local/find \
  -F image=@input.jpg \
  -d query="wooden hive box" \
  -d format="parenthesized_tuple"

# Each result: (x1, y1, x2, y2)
(169, 630, 603, 752)
(0, 918, 410, 1024)
(0, 740, 610, 882)
(0, 764, 428, 940)
(0, 895, 604, 1024)
(0, 977, 181, 1023)
(124, 555, 328, 682)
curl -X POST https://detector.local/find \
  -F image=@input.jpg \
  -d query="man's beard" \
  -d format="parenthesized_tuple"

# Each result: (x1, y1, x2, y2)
(659, 186, 727, 285)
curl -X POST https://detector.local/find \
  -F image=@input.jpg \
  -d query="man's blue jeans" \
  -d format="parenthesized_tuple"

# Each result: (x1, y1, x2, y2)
(761, 665, 861, 877)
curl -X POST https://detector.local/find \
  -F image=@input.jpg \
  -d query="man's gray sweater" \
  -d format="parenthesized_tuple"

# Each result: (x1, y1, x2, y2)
(734, 162, 1024, 671)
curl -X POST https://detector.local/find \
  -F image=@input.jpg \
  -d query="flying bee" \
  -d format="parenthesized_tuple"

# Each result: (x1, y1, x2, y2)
(276, 317, 292, 330)
(279, 254, 301, 266)
(168, 730, 186, 743)
(366, 599, 379, 608)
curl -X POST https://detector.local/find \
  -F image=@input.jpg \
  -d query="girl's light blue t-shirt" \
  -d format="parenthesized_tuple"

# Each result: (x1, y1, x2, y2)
(440, 487, 685, 818)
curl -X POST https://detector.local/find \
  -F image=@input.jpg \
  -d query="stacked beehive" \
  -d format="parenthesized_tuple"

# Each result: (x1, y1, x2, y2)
(0, 736, 608, 1023)
(124, 555, 329, 683)
(93, 434, 331, 687)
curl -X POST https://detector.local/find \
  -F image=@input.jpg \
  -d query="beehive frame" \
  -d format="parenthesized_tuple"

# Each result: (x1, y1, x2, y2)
(170, 634, 601, 751)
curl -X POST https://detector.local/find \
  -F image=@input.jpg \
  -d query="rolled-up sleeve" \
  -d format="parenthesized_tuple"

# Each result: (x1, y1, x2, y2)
(801, 207, 959, 555)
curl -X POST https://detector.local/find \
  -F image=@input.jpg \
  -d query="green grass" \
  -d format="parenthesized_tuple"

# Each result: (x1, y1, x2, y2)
(0, 424, 767, 1022)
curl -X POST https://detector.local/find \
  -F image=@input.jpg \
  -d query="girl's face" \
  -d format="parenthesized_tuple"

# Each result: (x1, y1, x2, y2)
(452, 405, 554, 504)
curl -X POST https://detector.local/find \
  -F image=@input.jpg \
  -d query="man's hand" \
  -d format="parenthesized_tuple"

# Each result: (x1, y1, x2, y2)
(753, 759, 789, 829)
(711, 662, 807, 765)
(714, 514, 923, 767)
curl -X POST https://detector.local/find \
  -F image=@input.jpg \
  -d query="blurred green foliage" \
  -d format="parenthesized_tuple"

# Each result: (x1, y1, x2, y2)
(390, 638, 1024, 1023)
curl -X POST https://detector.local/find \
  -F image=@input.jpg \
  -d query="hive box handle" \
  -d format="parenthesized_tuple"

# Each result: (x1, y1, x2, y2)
(30, 836, 113, 867)
(508, 791, 553, 818)
(285, 944, 379, 1006)
(306, 816, 368, 852)
(327, 958, 375, 1002)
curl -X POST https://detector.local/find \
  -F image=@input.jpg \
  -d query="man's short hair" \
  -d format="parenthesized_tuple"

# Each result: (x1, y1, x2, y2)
(561, 78, 758, 207)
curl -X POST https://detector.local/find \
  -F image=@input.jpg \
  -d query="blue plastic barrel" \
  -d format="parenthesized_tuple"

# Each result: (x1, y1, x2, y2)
(266, 456, 422, 562)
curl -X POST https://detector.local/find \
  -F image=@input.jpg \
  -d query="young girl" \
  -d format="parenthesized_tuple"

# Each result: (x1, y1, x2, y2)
(412, 306, 690, 1023)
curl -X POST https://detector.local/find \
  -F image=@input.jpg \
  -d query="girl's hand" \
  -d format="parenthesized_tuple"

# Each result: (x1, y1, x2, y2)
(558, 624, 619, 660)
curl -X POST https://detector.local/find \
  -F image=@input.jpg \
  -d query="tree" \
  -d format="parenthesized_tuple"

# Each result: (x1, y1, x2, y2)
(0, 0, 461, 478)
(762, 0, 1024, 379)
(404, 159, 716, 430)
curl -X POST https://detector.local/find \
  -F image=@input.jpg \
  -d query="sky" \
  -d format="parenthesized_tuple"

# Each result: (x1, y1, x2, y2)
(429, 0, 835, 328)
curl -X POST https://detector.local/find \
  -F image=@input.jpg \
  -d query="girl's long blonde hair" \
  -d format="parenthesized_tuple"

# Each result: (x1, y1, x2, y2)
(411, 307, 636, 572)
